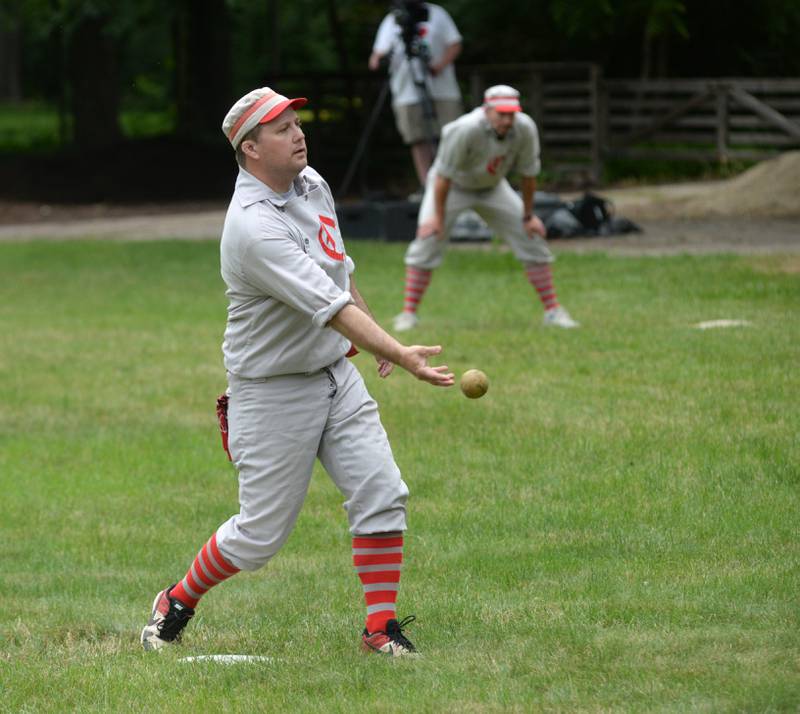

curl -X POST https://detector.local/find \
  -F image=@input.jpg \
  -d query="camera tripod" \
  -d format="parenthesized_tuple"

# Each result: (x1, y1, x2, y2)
(338, 49, 439, 198)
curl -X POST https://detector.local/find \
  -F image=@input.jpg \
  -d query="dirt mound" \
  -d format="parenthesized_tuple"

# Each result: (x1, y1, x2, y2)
(603, 151, 800, 220)
(682, 150, 800, 218)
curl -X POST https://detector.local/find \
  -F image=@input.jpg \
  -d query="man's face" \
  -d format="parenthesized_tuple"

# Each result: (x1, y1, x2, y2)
(246, 108, 307, 175)
(485, 107, 517, 138)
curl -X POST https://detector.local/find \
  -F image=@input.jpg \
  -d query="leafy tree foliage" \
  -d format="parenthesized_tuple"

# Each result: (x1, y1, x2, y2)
(3, 0, 799, 150)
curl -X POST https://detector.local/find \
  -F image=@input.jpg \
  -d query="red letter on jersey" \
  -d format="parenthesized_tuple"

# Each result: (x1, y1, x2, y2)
(318, 214, 344, 261)
(486, 156, 504, 175)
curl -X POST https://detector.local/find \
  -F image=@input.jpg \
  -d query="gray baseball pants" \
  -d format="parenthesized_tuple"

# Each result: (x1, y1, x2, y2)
(405, 174, 555, 270)
(216, 356, 408, 571)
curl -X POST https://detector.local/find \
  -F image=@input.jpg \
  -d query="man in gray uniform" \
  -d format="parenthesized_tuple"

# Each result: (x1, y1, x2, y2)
(140, 87, 454, 657)
(394, 84, 579, 331)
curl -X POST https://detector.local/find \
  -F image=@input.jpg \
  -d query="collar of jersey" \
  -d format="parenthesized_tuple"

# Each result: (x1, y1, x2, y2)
(235, 168, 314, 208)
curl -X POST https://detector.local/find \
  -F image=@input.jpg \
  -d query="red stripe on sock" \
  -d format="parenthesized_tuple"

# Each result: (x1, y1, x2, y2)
(200, 544, 231, 581)
(353, 553, 403, 567)
(192, 561, 217, 589)
(169, 582, 198, 608)
(353, 536, 404, 548)
(403, 267, 432, 316)
(210, 533, 240, 576)
(365, 591, 398, 606)
(185, 569, 209, 596)
(525, 265, 559, 310)
(366, 609, 397, 633)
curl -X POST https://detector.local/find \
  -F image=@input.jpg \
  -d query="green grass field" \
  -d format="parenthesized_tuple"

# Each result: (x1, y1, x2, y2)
(1, 239, 798, 712)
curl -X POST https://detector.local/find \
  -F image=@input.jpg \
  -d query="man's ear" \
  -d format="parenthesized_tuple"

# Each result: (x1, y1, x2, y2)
(242, 141, 259, 160)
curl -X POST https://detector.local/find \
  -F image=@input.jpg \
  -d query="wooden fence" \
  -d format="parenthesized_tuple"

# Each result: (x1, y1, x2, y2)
(271, 66, 800, 190)
(604, 78, 800, 162)
(461, 66, 800, 182)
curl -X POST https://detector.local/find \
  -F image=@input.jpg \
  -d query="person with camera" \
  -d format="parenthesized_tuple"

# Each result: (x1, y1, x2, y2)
(368, 1, 463, 186)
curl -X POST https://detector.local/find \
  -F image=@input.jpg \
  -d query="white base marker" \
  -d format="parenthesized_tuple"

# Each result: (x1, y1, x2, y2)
(178, 655, 274, 664)
(694, 319, 752, 330)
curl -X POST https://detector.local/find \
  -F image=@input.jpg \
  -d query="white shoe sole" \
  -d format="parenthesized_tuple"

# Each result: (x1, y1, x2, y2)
(544, 320, 579, 329)
(393, 315, 419, 332)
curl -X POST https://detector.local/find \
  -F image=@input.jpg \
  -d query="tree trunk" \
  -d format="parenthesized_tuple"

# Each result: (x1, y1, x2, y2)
(640, 26, 653, 80)
(326, 0, 357, 117)
(267, 0, 281, 75)
(65, 13, 122, 150)
(174, 0, 232, 138)
(326, 0, 350, 75)
(656, 34, 669, 78)
(0, 23, 22, 101)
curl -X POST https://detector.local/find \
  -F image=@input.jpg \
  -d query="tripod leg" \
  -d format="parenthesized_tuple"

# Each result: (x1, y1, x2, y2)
(338, 80, 391, 197)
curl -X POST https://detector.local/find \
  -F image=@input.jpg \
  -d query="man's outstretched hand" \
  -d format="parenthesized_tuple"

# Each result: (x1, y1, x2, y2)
(398, 345, 454, 387)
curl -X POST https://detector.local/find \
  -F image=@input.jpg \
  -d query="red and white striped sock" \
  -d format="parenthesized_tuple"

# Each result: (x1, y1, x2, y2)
(525, 263, 559, 311)
(353, 532, 403, 634)
(402, 267, 433, 314)
(170, 533, 240, 608)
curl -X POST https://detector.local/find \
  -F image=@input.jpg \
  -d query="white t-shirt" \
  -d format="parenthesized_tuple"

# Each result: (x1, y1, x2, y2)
(372, 3, 462, 106)
(434, 107, 542, 190)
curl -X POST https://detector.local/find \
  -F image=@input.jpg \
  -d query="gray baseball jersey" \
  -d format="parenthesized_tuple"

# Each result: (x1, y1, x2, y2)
(220, 166, 355, 378)
(434, 107, 541, 190)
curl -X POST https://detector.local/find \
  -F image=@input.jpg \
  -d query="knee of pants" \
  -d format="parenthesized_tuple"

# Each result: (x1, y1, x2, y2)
(404, 238, 445, 271)
(215, 510, 299, 571)
(345, 470, 409, 535)
(511, 235, 555, 265)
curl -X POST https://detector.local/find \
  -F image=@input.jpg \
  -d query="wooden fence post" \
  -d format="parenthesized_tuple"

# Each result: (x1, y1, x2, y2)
(715, 82, 729, 165)
(529, 69, 543, 125)
(469, 70, 483, 108)
(589, 64, 605, 183)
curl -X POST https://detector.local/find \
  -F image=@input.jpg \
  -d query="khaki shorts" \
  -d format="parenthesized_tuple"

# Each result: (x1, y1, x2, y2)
(393, 99, 463, 145)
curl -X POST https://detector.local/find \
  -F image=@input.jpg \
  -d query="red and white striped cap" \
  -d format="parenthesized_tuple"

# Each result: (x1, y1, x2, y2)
(483, 84, 522, 112)
(222, 87, 308, 149)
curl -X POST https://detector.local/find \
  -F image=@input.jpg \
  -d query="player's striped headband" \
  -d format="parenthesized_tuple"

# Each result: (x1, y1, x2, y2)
(222, 87, 308, 149)
(483, 84, 522, 112)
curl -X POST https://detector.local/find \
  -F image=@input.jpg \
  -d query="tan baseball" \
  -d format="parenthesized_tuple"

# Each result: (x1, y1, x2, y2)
(460, 369, 489, 399)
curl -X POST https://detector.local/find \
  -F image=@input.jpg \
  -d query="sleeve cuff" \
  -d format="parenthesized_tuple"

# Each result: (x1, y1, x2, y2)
(312, 290, 353, 328)
(523, 161, 541, 177)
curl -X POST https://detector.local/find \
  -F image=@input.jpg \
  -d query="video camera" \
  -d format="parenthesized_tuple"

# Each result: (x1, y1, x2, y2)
(389, 0, 438, 144)
(391, 0, 429, 59)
